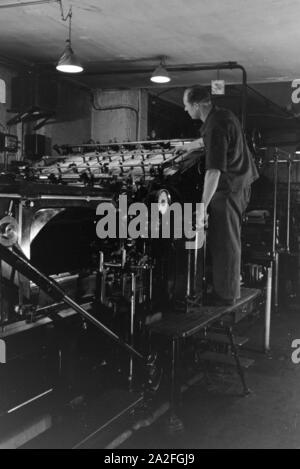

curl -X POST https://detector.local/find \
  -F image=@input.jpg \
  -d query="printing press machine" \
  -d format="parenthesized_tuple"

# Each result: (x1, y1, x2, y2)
(0, 139, 263, 446)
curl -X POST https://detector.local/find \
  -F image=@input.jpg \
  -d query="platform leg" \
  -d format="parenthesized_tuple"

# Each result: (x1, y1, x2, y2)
(168, 337, 184, 433)
(274, 252, 279, 314)
(129, 273, 136, 390)
(226, 326, 251, 396)
(265, 265, 272, 353)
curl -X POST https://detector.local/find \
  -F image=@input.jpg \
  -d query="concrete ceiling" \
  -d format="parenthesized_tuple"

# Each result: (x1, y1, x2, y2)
(0, 0, 300, 89)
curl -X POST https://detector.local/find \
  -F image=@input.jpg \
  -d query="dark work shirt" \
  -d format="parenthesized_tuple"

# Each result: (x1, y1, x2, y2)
(200, 106, 259, 192)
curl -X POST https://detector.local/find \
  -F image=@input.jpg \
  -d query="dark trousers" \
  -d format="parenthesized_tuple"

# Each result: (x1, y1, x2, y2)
(207, 186, 251, 300)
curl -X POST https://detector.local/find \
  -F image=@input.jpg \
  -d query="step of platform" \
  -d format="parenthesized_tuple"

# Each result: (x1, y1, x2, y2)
(205, 332, 249, 347)
(200, 351, 255, 369)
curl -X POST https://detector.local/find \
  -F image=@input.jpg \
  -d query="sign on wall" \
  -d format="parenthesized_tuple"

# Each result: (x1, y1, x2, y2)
(211, 79, 225, 95)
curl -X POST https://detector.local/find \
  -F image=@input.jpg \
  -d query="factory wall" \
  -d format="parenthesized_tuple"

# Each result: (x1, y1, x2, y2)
(1, 66, 92, 157)
(1, 63, 150, 158)
(91, 89, 148, 143)
(44, 80, 92, 148)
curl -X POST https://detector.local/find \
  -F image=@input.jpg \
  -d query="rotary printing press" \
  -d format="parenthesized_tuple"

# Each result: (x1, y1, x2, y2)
(0, 139, 206, 418)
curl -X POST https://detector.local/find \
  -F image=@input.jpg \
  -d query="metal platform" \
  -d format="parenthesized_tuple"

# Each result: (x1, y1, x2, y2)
(149, 288, 261, 339)
(148, 287, 262, 432)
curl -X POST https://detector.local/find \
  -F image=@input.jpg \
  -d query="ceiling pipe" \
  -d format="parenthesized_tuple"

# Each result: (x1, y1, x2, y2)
(82, 61, 242, 75)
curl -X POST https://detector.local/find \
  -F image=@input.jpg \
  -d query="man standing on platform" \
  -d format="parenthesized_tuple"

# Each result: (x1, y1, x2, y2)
(182, 85, 259, 305)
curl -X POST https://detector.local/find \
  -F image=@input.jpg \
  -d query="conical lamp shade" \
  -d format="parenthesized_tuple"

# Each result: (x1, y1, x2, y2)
(150, 63, 170, 83)
(56, 40, 83, 73)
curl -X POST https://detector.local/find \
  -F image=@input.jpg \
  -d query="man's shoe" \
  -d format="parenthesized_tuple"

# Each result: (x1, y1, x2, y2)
(204, 293, 236, 307)
(213, 297, 236, 306)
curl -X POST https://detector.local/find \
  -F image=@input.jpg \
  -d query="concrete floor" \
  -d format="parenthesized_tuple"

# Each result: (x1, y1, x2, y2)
(116, 303, 300, 449)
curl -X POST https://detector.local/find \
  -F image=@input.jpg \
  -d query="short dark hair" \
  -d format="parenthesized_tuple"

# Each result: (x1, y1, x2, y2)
(185, 85, 211, 104)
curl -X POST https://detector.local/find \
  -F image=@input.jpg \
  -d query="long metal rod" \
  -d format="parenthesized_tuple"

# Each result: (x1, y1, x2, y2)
(0, 244, 144, 361)
(0, 0, 59, 8)
(269, 159, 300, 163)
(0, 194, 110, 202)
(39, 195, 110, 201)
(7, 388, 53, 414)
(54, 138, 194, 149)
(64, 295, 142, 360)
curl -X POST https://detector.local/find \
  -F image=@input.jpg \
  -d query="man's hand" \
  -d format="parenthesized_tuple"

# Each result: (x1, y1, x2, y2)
(188, 138, 204, 151)
(193, 206, 208, 231)
(174, 146, 187, 157)
(195, 208, 208, 229)
(174, 138, 204, 156)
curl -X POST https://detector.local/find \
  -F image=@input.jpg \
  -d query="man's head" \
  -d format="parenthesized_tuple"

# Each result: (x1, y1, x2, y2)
(183, 85, 212, 122)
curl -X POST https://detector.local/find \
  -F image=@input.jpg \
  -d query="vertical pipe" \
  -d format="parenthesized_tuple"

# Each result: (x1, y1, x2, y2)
(193, 231, 199, 295)
(272, 151, 279, 313)
(129, 273, 136, 386)
(202, 235, 207, 304)
(7, 201, 13, 217)
(187, 249, 191, 297)
(17, 201, 24, 307)
(186, 249, 192, 312)
(265, 265, 273, 352)
(286, 157, 292, 253)
(121, 247, 126, 268)
(137, 89, 142, 140)
(121, 247, 127, 297)
(58, 349, 62, 377)
(98, 251, 104, 273)
(3, 151, 8, 171)
(272, 150, 278, 255)
(237, 65, 248, 130)
(0, 260, 2, 326)
(170, 338, 179, 417)
(17, 201, 23, 251)
(98, 251, 106, 305)
(149, 266, 153, 302)
(274, 251, 279, 313)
